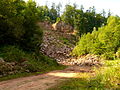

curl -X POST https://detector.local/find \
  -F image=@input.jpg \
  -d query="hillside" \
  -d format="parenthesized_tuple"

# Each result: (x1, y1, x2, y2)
(38, 22, 77, 62)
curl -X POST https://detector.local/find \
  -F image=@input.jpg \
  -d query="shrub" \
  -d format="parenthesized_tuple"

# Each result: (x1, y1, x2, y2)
(0, 45, 64, 77)
(72, 16, 120, 60)
(116, 48, 120, 59)
(88, 60, 120, 89)
(0, 46, 26, 62)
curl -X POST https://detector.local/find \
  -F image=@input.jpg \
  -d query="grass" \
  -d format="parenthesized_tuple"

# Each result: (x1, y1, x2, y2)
(0, 45, 66, 82)
(50, 60, 120, 90)
(0, 65, 65, 82)
(0, 61, 66, 82)
(59, 37, 70, 45)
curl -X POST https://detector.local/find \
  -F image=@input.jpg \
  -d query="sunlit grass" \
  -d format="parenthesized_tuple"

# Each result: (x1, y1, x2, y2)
(92, 60, 120, 89)
(50, 60, 120, 90)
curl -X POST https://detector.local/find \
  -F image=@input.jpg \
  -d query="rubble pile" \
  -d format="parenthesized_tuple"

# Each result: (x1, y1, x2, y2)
(40, 30, 75, 62)
(0, 58, 33, 77)
(60, 54, 102, 66)
(39, 22, 102, 67)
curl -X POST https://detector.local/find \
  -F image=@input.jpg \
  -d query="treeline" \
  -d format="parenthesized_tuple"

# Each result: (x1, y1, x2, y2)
(72, 16, 120, 60)
(0, 0, 111, 51)
(61, 5, 108, 35)
(37, 3, 111, 35)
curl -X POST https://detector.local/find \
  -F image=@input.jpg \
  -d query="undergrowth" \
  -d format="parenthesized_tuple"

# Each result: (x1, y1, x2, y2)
(0, 45, 65, 81)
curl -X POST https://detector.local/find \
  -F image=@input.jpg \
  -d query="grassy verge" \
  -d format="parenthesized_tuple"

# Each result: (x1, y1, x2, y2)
(0, 65, 65, 82)
(0, 45, 66, 82)
(50, 60, 120, 90)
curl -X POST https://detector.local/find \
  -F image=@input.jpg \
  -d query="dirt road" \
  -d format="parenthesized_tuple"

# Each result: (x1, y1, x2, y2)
(0, 66, 93, 90)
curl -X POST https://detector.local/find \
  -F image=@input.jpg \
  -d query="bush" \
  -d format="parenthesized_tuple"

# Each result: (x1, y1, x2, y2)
(0, 46, 26, 62)
(116, 48, 120, 59)
(88, 60, 120, 89)
(0, 45, 64, 77)
(101, 52, 115, 60)
(72, 16, 120, 60)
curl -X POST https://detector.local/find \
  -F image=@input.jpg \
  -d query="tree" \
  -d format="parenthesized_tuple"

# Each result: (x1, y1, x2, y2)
(61, 5, 107, 36)
(0, 0, 43, 51)
(49, 3, 58, 23)
(61, 5, 76, 26)
(72, 16, 120, 59)
(56, 3, 62, 17)
(102, 9, 106, 17)
(107, 9, 112, 17)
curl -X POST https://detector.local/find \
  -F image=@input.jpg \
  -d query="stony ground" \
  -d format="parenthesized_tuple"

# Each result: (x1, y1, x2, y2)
(38, 22, 77, 62)
(0, 66, 94, 90)
(38, 22, 102, 66)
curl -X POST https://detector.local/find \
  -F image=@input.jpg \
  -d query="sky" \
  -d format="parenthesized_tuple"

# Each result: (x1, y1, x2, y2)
(25, 0, 120, 16)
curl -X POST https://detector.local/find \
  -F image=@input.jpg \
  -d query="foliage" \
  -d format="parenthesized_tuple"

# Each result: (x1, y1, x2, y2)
(61, 5, 107, 35)
(0, 45, 65, 80)
(116, 48, 120, 59)
(72, 16, 120, 59)
(37, 4, 107, 35)
(37, 3, 59, 23)
(61, 5, 76, 26)
(0, 0, 67, 80)
(0, 46, 26, 62)
(0, 0, 43, 51)
(87, 60, 120, 89)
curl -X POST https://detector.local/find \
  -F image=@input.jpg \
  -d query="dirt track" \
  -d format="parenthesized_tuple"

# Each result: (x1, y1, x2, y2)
(0, 66, 93, 90)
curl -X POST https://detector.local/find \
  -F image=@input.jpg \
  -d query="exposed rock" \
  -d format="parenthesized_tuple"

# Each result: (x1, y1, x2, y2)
(37, 21, 53, 30)
(0, 60, 33, 77)
(38, 22, 101, 67)
(59, 54, 102, 66)
(52, 21, 74, 33)
(40, 26, 75, 62)
(0, 58, 5, 64)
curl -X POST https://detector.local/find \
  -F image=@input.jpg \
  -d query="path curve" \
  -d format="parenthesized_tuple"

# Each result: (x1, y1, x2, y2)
(0, 66, 93, 90)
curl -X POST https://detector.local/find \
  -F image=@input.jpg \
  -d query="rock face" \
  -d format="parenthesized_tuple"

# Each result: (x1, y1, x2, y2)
(52, 21, 74, 33)
(37, 21, 53, 30)
(0, 58, 5, 63)
(0, 59, 16, 77)
(39, 22, 102, 67)
(40, 29, 75, 62)
(37, 21, 74, 33)
(0, 58, 33, 77)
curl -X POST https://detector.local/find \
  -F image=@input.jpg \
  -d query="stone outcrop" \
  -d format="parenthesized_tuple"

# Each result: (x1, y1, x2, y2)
(52, 21, 74, 33)
(37, 21, 53, 30)
(39, 23, 102, 67)
(40, 29, 75, 62)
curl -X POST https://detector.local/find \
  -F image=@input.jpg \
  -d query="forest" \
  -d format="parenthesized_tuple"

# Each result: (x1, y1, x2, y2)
(0, 0, 120, 90)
